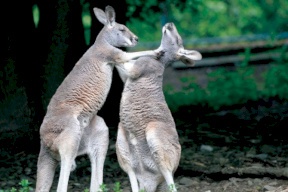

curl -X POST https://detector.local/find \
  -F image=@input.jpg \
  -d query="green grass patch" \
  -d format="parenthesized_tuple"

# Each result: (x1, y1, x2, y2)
(164, 60, 288, 112)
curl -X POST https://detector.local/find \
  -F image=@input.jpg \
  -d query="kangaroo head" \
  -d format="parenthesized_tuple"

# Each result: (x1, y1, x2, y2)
(93, 6, 138, 47)
(158, 22, 202, 66)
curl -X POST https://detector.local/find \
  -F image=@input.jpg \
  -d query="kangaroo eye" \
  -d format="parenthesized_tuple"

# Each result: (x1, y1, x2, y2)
(119, 27, 125, 32)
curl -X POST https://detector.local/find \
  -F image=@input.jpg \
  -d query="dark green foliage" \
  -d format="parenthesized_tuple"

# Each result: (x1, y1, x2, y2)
(263, 46, 288, 99)
(164, 78, 206, 112)
(41, 0, 70, 109)
(0, 179, 32, 192)
(264, 63, 288, 99)
(205, 67, 258, 109)
(164, 58, 288, 112)
(126, 0, 288, 42)
(0, 59, 32, 154)
(113, 182, 122, 192)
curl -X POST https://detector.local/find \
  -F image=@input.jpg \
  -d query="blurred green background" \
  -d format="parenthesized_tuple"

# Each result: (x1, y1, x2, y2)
(77, 0, 288, 43)
(126, 0, 287, 41)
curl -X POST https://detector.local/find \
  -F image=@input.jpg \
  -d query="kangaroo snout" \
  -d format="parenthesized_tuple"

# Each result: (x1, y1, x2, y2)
(163, 22, 175, 32)
(131, 35, 138, 46)
(166, 22, 174, 30)
(133, 36, 138, 42)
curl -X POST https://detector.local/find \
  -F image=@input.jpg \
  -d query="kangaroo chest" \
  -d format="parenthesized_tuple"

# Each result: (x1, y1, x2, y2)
(120, 84, 171, 137)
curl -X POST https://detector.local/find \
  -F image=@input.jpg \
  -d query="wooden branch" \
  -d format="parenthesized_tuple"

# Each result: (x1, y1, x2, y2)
(182, 162, 288, 178)
(221, 166, 288, 178)
(172, 52, 288, 68)
(193, 39, 288, 53)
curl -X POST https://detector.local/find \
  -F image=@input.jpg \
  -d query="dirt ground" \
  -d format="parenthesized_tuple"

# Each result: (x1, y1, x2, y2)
(1, 135, 288, 192)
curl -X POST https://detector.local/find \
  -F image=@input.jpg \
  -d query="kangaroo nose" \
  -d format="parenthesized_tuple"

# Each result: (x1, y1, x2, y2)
(134, 36, 138, 42)
(167, 23, 173, 30)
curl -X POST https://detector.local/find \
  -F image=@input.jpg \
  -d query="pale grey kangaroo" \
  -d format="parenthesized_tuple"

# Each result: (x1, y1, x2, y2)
(115, 22, 202, 192)
(35, 5, 159, 192)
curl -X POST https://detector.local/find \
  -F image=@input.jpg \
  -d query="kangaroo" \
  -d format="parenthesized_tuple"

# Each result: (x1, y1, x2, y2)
(35, 5, 159, 192)
(115, 22, 202, 192)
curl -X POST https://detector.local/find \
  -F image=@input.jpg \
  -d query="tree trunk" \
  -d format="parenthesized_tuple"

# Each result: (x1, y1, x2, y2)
(2, 0, 38, 122)
(63, 0, 87, 75)
(40, 0, 85, 110)
(0, 0, 41, 153)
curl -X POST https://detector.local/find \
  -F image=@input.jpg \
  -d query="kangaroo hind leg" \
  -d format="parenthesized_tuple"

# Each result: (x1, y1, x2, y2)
(84, 115, 109, 192)
(35, 143, 58, 192)
(116, 123, 139, 192)
(146, 121, 181, 192)
(52, 116, 82, 192)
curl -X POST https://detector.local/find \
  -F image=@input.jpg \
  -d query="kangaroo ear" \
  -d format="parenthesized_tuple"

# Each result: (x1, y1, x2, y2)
(93, 7, 107, 25)
(105, 5, 115, 27)
(178, 48, 202, 66)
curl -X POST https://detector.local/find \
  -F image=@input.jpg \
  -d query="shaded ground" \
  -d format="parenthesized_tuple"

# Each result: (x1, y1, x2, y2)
(1, 122, 288, 191)
(1, 96, 288, 191)
(1, 138, 288, 192)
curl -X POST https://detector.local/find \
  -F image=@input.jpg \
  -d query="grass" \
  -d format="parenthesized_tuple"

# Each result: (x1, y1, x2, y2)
(0, 179, 177, 192)
(0, 179, 32, 192)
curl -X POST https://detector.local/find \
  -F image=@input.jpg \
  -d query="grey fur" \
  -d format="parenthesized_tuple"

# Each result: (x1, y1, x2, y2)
(116, 23, 202, 192)
(35, 5, 159, 192)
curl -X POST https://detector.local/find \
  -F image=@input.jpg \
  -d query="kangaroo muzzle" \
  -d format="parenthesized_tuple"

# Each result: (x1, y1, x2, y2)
(130, 35, 138, 46)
